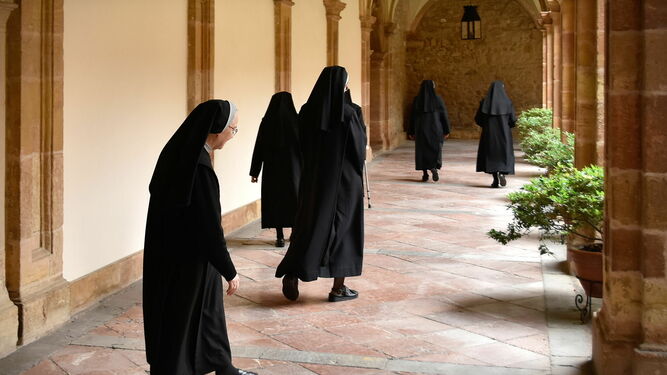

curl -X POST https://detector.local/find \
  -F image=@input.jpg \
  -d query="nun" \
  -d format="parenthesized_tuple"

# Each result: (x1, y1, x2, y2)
(143, 100, 257, 375)
(249, 92, 301, 247)
(475, 80, 517, 188)
(276, 66, 367, 302)
(408, 80, 451, 182)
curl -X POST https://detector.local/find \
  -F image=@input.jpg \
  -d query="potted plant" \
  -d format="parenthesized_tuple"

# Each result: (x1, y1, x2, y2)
(488, 164, 604, 297)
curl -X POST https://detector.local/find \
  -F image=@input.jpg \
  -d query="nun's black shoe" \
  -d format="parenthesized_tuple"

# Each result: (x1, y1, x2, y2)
(421, 173, 429, 182)
(237, 369, 258, 375)
(282, 276, 299, 301)
(431, 168, 439, 181)
(491, 182, 500, 188)
(275, 238, 285, 247)
(328, 285, 358, 302)
(499, 174, 507, 186)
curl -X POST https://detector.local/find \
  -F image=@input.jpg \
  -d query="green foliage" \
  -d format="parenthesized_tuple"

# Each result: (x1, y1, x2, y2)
(516, 108, 553, 138)
(488, 165, 604, 255)
(525, 129, 575, 171)
(516, 107, 574, 171)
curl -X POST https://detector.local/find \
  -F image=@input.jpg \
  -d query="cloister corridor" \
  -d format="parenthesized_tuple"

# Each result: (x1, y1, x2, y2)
(0, 141, 594, 375)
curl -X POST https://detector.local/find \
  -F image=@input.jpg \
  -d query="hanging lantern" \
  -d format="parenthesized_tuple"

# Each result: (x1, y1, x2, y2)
(461, 5, 481, 40)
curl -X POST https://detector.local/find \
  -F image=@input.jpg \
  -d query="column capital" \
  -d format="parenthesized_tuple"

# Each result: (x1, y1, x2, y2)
(274, 0, 295, 6)
(324, 0, 346, 19)
(540, 12, 553, 26)
(360, 14, 376, 30)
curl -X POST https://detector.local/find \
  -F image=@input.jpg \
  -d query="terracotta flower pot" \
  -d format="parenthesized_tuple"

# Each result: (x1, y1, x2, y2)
(568, 247, 603, 298)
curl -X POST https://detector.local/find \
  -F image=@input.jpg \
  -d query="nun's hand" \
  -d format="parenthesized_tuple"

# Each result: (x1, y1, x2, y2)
(251, 176, 258, 183)
(444, 134, 450, 139)
(227, 274, 240, 296)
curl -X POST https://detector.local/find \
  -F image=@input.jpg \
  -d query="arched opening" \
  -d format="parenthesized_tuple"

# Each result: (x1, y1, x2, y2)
(406, 0, 544, 139)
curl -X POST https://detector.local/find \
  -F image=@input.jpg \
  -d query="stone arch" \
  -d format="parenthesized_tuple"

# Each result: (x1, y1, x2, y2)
(408, 0, 547, 35)
(406, 0, 544, 139)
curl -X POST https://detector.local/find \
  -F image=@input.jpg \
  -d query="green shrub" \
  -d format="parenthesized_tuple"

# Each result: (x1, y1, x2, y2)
(516, 108, 552, 138)
(488, 164, 604, 255)
(516, 107, 573, 171)
(525, 129, 575, 171)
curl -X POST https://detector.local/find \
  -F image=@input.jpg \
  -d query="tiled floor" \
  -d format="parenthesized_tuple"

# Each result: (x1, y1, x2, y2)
(5, 140, 594, 375)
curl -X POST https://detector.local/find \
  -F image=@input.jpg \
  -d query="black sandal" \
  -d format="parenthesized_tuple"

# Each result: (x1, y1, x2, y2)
(328, 285, 359, 302)
(431, 168, 439, 182)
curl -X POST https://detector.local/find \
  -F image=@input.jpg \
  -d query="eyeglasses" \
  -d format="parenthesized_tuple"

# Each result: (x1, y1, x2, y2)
(229, 126, 238, 136)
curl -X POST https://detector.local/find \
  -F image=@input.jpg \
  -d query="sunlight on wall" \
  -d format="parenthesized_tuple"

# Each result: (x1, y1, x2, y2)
(63, 0, 187, 280)
(214, 0, 274, 214)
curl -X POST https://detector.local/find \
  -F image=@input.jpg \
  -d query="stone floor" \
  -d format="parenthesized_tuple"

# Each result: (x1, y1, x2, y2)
(1, 140, 597, 375)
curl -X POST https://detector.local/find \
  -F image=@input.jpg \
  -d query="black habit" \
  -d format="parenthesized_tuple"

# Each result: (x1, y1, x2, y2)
(275, 66, 366, 282)
(408, 80, 451, 171)
(249, 92, 301, 229)
(143, 100, 238, 375)
(475, 81, 517, 175)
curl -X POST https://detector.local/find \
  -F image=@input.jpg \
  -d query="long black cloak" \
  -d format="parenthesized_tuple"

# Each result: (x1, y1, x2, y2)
(249, 92, 301, 228)
(408, 80, 451, 170)
(475, 81, 517, 174)
(143, 100, 238, 375)
(275, 66, 366, 282)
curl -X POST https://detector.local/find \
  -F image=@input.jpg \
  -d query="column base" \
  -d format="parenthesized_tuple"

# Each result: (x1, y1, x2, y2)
(14, 278, 70, 346)
(593, 313, 667, 374)
(0, 293, 18, 358)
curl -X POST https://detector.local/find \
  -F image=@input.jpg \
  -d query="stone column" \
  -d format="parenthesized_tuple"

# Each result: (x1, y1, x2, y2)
(544, 13, 554, 110)
(593, 0, 667, 372)
(323, 0, 346, 66)
(560, 0, 576, 136)
(360, 14, 375, 159)
(549, 1, 562, 129)
(188, 0, 214, 112)
(6, 0, 70, 346)
(370, 51, 388, 151)
(0, 0, 18, 357)
(541, 27, 547, 107)
(274, 0, 294, 92)
(574, 0, 603, 168)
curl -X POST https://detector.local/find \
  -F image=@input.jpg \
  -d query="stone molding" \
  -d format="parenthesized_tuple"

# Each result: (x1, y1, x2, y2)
(5, 0, 70, 346)
(274, 0, 294, 92)
(187, 0, 214, 112)
(323, 0, 346, 66)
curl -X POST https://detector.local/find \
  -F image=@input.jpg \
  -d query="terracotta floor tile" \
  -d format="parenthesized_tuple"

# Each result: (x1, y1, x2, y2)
(22, 360, 67, 375)
(50, 345, 142, 375)
(418, 328, 496, 350)
(452, 342, 548, 367)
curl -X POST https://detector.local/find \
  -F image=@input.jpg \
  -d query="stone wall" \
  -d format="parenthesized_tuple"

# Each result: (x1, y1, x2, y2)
(406, 0, 542, 139)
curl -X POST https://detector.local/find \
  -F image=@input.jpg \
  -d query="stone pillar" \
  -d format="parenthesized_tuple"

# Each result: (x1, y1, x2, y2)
(370, 51, 388, 151)
(544, 13, 554, 110)
(560, 0, 576, 137)
(593, 0, 667, 372)
(360, 14, 375, 160)
(549, 1, 562, 129)
(274, 0, 294, 92)
(323, 0, 346, 66)
(541, 27, 547, 107)
(574, 0, 603, 168)
(6, 0, 70, 346)
(0, 0, 18, 357)
(188, 0, 214, 112)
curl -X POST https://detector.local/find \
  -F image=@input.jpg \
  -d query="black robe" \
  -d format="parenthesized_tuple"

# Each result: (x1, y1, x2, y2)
(475, 81, 517, 174)
(143, 100, 238, 375)
(408, 80, 451, 171)
(275, 66, 366, 282)
(250, 92, 301, 228)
